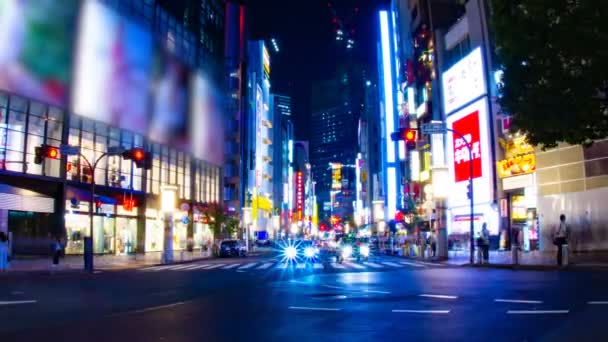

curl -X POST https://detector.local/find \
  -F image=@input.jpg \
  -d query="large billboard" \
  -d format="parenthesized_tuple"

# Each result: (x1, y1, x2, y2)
(149, 52, 190, 148)
(442, 47, 486, 115)
(446, 97, 492, 208)
(190, 73, 224, 166)
(72, 0, 152, 134)
(0, 0, 78, 106)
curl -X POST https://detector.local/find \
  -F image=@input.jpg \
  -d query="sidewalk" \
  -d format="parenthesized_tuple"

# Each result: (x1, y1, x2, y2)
(444, 249, 608, 269)
(3, 250, 213, 273)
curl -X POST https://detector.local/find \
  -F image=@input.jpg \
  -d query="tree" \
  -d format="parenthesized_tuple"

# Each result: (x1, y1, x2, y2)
(203, 203, 236, 240)
(491, 0, 608, 148)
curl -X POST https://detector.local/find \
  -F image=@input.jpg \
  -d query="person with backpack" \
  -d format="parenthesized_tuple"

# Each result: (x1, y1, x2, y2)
(554, 214, 569, 266)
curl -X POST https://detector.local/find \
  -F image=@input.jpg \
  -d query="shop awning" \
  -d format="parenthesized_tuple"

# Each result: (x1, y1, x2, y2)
(0, 184, 54, 213)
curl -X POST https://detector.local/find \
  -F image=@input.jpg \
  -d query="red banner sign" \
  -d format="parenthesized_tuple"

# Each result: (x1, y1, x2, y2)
(451, 110, 482, 182)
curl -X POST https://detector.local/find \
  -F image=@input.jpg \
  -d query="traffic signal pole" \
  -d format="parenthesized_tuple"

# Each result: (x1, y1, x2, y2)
(445, 128, 474, 264)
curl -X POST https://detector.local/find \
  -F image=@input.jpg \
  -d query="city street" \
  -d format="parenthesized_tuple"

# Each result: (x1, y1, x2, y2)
(1, 253, 606, 342)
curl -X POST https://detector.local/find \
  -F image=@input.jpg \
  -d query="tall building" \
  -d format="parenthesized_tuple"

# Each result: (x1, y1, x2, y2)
(0, 0, 225, 255)
(310, 64, 367, 226)
(243, 40, 273, 237)
(271, 94, 294, 229)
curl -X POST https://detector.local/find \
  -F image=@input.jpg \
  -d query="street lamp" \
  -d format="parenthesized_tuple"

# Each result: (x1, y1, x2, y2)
(161, 185, 178, 264)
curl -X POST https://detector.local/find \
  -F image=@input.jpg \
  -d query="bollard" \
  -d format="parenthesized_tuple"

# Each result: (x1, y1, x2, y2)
(562, 244, 569, 266)
(512, 244, 519, 265)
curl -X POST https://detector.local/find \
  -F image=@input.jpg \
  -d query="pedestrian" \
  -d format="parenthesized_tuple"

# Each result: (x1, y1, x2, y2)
(553, 214, 569, 266)
(0, 232, 9, 272)
(52, 237, 62, 267)
(481, 223, 490, 263)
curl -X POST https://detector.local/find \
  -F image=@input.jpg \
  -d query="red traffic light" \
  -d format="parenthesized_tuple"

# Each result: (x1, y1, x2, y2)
(34, 144, 60, 164)
(132, 148, 145, 161)
(404, 129, 417, 142)
(46, 147, 59, 159)
(122, 148, 151, 169)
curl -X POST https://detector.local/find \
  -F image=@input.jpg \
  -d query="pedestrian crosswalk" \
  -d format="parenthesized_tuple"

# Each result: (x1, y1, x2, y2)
(138, 258, 441, 273)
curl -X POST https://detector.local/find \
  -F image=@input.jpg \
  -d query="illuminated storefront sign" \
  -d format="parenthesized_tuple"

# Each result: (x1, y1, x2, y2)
(296, 171, 303, 220)
(263, 45, 271, 76)
(331, 163, 342, 190)
(497, 135, 536, 178)
(442, 47, 486, 115)
(446, 97, 493, 208)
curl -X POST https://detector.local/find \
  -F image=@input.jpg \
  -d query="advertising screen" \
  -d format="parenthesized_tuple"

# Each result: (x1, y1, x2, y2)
(72, 0, 152, 134)
(190, 73, 224, 166)
(442, 47, 486, 115)
(149, 51, 189, 148)
(446, 97, 493, 208)
(0, 0, 78, 106)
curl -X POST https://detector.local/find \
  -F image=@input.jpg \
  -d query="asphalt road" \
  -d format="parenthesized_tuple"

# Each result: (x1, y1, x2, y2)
(1, 254, 607, 342)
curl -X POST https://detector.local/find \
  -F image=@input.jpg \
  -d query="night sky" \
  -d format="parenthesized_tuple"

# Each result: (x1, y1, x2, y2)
(246, 0, 389, 140)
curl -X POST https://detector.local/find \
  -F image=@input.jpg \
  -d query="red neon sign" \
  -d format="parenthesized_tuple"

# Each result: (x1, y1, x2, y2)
(296, 172, 303, 220)
(451, 110, 482, 182)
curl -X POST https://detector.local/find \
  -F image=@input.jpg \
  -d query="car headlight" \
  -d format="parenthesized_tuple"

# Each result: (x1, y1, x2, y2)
(285, 246, 297, 260)
(342, 245, 352, 258)
(360, 245, 370, 257)
(304, 247, 315, 258)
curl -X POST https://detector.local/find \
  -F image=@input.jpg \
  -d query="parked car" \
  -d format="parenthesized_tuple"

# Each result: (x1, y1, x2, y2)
(213, 240, 247, 257)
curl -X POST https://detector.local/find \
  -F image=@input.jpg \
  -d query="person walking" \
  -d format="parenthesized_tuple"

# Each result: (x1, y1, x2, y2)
(0, 232, 9, 272)
(481, 223, 490, 264)
(554, 214, 569, 266)
(52, 237, 62, 267)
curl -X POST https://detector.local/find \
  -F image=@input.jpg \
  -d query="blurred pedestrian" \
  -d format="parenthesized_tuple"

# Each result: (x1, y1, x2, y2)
(52, 237, 62, 267)
(481, 223, 490, 263)
(0, 232, 9, 272)
(553, 214, 569, 266)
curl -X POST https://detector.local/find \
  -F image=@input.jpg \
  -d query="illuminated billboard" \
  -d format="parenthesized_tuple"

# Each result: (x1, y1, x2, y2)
(72, 0, 152, 134)
(331, 163, 342, 190)
(149, 51, 189, 148)
(442, 47, 486, 115)
(446, 97, 493, 208)
(190, 73, 224, 166)
(296, 171, 303, 220)
(0, 0, 78, 106)
(263, 45, 270, 77)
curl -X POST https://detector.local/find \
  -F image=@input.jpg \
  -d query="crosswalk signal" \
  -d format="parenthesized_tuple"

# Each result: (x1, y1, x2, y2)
(466, 182, 472, 200)
(122, 148, 152, 170)
(34, 144, 60, 164)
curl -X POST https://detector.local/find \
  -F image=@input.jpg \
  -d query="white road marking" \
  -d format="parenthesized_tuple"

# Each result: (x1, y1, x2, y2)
(115, 301, 190, 316)
(363, 262, 384, 268)
(495, 299, 543, 304)
(257, 262, 274, 269)
(205, 263, 226, 269)
(398, 261, 426, 268)
(419, 294, 458, 300)
(295, 263, 306, 269)
(187, 264, 212, 270)
(277, 263, 289, 269)
(392, 309, 450, 314)
(238, 263, 258, 270)
(588, 301, 608, 305)
(332, 263, 346, 269)
(363, 290, 391, 294)
(11, 291, 24, 295)
(288, 306, 341, 312)
(93, 271, 103, 274)
(140, 265, 169, 271)
(313, 263, 324, 269)
(380, 262, 403, 267)
(221, 263, 241, 269)
(323, 285, 345, 290)
(344, 262, 365, 269)
(507, 310, 569, 314)
(417, 261, 446, 267)
(168, 264, 196, 271)
(0, 300, 37, 306)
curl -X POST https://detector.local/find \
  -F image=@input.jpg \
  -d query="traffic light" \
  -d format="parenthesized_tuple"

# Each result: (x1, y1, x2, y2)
(34, 144, 60, 164)
(403, 128, 417, 149)
(95, 199, 102, 214)
(122, 148, 152, 170)
(466, 182, 472, 200)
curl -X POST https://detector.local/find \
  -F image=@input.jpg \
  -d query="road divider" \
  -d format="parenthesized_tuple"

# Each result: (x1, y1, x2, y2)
(392, 309, 450, 314)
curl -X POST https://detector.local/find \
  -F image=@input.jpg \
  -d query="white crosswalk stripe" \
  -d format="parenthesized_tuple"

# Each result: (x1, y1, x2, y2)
(276, 263, 289, 269)
(332, 263, 346, 269)
(140, 265, 168, 271)
(381, 262, 403, 267)
(399, 261, 426, 268)
(238, 263, 258, 269)
(257, 262, 274, 270)
(179, 264, 208, 270)
(363, 262, 384, 268)
(168, 264, 196, 270)
(187, 264, 212, 270)
(295, 263, 306, 269)
(313, 263, 324, 269)
(205, 263, 226, 269)
(344, 262, 365, 269)
(221, 263, 241, 269)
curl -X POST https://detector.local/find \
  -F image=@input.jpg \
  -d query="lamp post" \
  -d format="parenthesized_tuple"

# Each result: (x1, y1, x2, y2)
(161, 185, 178, 264)
(431, 167, 450, 260)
